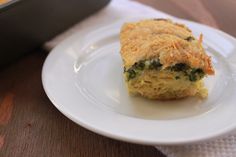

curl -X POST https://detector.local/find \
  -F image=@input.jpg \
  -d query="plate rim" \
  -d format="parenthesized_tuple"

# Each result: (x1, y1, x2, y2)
(42, 17, 236, 145)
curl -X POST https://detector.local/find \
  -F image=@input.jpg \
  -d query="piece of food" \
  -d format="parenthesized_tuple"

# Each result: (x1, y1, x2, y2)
(120, 19, 215, 100)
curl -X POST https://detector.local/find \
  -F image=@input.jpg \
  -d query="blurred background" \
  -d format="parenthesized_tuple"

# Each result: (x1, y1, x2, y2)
(0, 0, 110, 67)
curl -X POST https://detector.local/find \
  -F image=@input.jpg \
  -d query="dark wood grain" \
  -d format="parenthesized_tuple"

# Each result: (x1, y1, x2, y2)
(0, 51, 164, 157)
(1, 1, 236, 157)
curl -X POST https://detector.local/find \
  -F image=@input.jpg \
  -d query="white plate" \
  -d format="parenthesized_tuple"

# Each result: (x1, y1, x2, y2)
(42, 17, 236, 145)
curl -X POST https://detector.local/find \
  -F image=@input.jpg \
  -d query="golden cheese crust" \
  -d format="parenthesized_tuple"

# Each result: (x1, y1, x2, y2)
(120, 19, 214, 75)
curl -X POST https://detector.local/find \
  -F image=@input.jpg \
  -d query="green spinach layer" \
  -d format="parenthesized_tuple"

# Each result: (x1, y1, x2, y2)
(124, 59, 205, 82)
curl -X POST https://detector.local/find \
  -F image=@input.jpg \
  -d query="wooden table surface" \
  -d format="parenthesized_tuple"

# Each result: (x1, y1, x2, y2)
(0, 0, 236, 156)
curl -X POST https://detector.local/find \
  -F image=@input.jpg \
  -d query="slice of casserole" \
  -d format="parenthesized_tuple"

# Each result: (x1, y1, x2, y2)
(120, 19, 215, 100)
